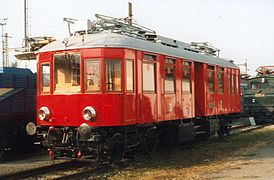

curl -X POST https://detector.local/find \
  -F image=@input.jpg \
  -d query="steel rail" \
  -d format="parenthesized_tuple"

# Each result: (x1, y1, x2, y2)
(0, 160, 90, 179)
(54, 164, 111, 180)
(0, 124, 268, 180)
(230, 124, 270, 135)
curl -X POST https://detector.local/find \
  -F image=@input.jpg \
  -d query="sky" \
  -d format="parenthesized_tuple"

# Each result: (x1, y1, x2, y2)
(1, 0, 274, 75)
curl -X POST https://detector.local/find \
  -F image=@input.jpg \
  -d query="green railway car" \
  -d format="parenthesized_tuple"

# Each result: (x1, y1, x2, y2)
(243, 66, 274, 124)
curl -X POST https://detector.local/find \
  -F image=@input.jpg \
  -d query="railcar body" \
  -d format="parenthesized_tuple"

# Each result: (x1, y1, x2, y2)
(36, 15, 241, 160)
(0, 67, 36, 157)
(243, 74, 274, 124)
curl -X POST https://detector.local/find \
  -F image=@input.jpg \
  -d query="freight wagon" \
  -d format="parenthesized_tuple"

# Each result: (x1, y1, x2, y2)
(0, 67, 36, 157)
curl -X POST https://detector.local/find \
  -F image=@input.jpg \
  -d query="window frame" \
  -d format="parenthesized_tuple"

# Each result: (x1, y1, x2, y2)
(182, 61, 192, 94)
(227, 69, 231, 94)
(84, 58, 101, 93)
(40, 62, 50, 94)
(164, 58, 176, 93)
(53, 52, 81, 94)
(142, 54, 156, 93)
(217, 67, 224, 94)
(236, 71, 239, 93)
(207, 65, 215, 94)
(104, 59, 122, 93)
(125, 59, 134, 92)
(231, 72, 235, 94)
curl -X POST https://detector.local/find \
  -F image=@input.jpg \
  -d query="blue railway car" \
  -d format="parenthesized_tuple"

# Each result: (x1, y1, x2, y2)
(0, 67, 36, 157)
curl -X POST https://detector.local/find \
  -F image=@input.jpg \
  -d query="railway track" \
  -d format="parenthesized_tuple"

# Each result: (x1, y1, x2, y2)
(0, 160, 91, 179)
(54, 164, 111, 180)
(230, 124, 269, 135)
(0, 124, 268, 180)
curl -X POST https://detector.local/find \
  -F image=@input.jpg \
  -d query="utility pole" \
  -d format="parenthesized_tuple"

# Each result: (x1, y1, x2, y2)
(236, 59, 249, 78)
(0, 18, 7, 67)
(3, 33, 11, 67)
(24, 0, 29, 51)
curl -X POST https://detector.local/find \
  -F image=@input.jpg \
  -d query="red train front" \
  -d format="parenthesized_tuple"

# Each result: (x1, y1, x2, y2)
(36, 14, 241, 160)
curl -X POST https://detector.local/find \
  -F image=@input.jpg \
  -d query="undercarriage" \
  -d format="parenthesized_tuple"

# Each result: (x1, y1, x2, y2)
(39, 116, 234, 161)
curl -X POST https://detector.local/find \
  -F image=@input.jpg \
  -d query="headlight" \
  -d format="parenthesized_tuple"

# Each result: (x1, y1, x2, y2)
(82, 106, 96, 121)
(38, 106, 51, 121)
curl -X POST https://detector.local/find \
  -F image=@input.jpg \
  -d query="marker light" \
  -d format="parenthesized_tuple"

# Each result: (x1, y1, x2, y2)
(82, 106, 96, 121)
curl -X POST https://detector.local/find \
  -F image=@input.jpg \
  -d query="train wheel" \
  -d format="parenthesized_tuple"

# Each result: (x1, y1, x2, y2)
(109, 133, 126, 162)
(49, 143, 57, 163)
(217, 117, 231, 138)
(217, 130, 224, 138)
(0, 150, 4, 159)
(75, 131, 85, 159)
(143, 127, 159, 155)
(195, 132, 210, 140)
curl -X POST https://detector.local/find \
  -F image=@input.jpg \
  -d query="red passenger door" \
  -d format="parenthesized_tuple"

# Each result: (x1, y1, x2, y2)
(206, 65, 216, 116)
(139, 54, 157, 124)
(182, 60, 194, 118)
(216, 67, 226, 114)
(123, 58, 137, 125)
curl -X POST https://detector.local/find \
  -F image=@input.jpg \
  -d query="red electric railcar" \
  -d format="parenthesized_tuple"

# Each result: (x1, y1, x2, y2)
(33, 14, 241, 159)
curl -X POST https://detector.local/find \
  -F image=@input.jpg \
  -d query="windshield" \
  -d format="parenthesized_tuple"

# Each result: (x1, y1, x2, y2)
(53, 53, 81, 93)
(249, 77, 274, 90)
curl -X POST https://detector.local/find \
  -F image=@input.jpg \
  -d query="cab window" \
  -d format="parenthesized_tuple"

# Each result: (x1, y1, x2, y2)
(105, 59, 122, 92)
(85, 59, 100, 92)
(41, 63, 50, 93)
(53, 53, 81, 93)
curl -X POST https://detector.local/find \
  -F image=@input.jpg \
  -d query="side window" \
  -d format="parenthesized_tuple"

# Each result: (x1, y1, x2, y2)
(227, 70, 231, 94)
(105, 59, 121, 92)
(143, 54, 156, 92)
(218, 67, 224, 94)
(236, 73, 239, 93)
(232, 73, 235, 93)
(182, 61, 192, 94)
(207, 66, 215, 93)
(126, 59, 133, 92)
(164, 58, 175, 93)
(41, 63, 50, 93)
(85, 59, 100, 92)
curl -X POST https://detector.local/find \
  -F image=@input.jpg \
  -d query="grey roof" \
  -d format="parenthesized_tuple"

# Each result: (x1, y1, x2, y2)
(39, 33, 238, 68)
